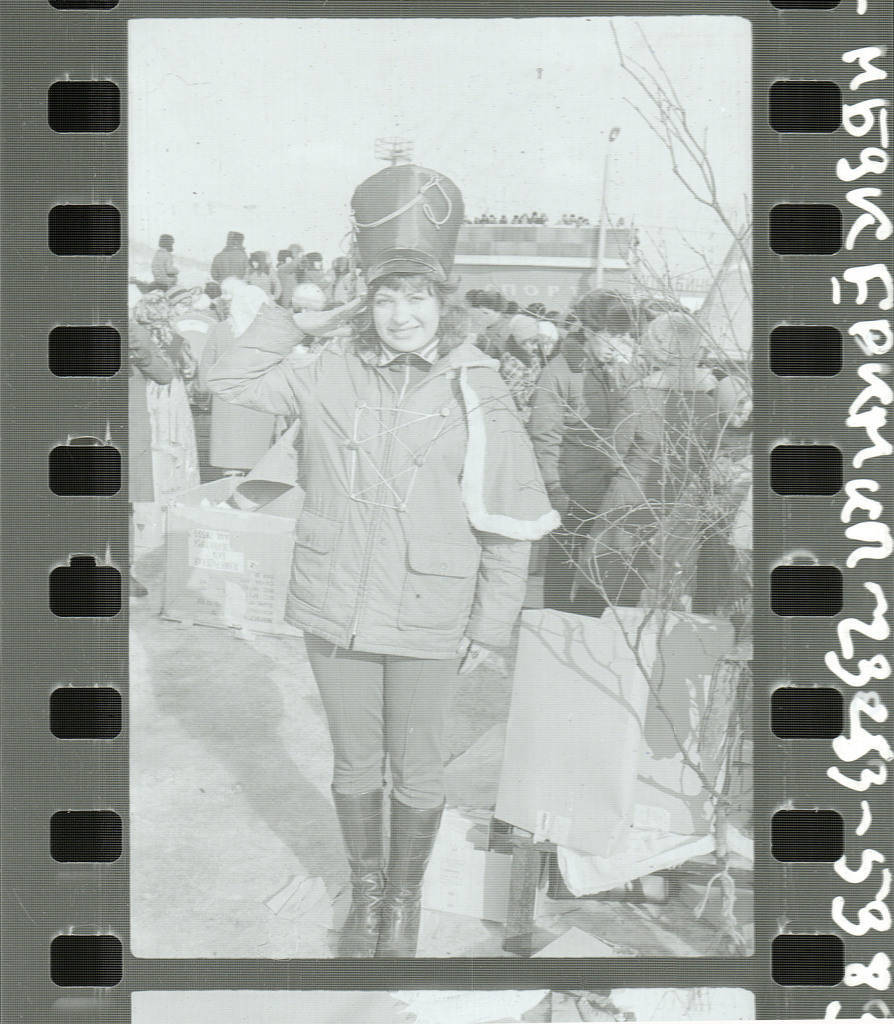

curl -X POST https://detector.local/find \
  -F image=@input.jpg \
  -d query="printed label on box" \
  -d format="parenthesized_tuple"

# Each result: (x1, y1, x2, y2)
(188, 529, 245, 574)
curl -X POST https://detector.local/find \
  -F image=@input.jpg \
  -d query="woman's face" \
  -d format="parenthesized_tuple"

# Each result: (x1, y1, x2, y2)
(372, 283, 441, 353)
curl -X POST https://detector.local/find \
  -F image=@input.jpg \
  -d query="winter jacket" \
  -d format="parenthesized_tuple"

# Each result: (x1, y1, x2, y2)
(210, 246, 249, 283)
(528, 341, 624, 510)
(206, 301, 558, 658)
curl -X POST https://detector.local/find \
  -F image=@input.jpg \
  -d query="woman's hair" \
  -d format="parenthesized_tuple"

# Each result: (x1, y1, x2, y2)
(353, 272, 469, 358)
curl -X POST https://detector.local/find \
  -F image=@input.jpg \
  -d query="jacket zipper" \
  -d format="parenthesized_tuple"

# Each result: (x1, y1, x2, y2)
(347, 360, 411, 648)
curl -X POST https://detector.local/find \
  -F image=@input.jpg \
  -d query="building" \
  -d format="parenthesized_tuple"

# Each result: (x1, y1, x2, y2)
(454, 223, 634, 309)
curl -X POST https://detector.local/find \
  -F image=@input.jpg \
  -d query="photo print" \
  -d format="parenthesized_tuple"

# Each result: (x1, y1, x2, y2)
(128, 14, 753, 960)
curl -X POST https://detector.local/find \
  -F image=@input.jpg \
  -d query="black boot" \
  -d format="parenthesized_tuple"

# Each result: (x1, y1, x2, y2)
(375, 796, 444, 958)
(331, 788, 385, 958)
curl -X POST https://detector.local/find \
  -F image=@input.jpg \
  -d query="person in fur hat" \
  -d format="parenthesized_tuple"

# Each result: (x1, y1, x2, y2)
(210, 230, 249, 282)
(151, 233, 179, 291)
(206, 163, 558, 960)
(498, 313, 553, 423)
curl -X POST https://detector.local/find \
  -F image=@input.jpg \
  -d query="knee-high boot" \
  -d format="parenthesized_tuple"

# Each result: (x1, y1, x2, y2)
(375, 796, 444, 958)
(331, 788, 385, 958)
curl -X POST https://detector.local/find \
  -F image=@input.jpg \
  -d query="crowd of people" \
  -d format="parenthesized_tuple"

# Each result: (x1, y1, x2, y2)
(130, 242, 750, 624)
(461, 286, 751, 619)
(142, 231, 364, 311)
(465, 210, 593, 226)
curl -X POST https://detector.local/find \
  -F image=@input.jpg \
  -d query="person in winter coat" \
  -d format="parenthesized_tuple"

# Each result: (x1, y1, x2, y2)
(302, 251, 327, 290)
(246, 251, 283, 302)
(198, 280, 279, 475)
(582, 312, 741, 611)
(206, 163, 558, 960)
(528, 321, 631, 615)
(128, 308, 176, 596)
(330, 256, 362, 306)
(474, 290, 510, 358)
(151, 234, 179, 290)
(275, 247, 305, 309)
(210, 231, 249, 282)
(498, 313, 546, 423)
(130, 289, 201, 505)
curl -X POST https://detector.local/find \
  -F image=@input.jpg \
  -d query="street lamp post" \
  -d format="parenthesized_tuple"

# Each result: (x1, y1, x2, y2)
(594, 126, 621, 290)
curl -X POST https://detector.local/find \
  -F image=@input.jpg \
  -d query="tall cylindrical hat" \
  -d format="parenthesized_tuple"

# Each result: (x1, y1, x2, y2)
(351, 164, 464, 285)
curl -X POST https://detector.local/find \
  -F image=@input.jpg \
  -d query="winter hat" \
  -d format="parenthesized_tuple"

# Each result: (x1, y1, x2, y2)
(351, 163, 464, 285)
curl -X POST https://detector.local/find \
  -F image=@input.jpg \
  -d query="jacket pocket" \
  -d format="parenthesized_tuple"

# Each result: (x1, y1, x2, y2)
(399, 537, 480, 630)
(289, 510, 339, 609)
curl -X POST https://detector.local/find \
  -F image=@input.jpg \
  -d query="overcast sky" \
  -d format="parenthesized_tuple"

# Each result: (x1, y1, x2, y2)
(129, 16, 751, 278)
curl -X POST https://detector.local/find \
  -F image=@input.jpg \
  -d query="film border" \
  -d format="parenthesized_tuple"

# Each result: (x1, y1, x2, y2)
(0, 1, 891, 1021)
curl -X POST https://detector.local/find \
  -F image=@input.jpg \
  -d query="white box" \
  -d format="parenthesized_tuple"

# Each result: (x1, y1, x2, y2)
(162, 477, 303, 637)
(421, 809, 544, 923)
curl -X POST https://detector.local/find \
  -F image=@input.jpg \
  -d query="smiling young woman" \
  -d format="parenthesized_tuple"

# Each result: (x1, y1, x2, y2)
(206, 163, 559, 959)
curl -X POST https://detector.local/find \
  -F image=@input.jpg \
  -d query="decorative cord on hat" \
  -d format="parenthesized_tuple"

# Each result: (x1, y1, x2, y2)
(351, 175, 453, 233)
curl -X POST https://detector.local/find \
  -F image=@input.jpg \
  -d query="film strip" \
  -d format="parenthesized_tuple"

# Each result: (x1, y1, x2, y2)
(1, 1, 891, 1022)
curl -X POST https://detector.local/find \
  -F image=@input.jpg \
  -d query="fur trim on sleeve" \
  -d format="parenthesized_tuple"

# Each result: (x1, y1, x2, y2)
(458, 366, 561, 541)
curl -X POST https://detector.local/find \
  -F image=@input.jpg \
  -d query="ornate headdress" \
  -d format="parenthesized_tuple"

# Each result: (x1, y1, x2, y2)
(351, 163, 465, 285)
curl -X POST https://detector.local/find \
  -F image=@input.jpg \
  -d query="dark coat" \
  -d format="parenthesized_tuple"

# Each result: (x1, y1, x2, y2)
(128, 321, 175, 502)
(210, 246, 249, 283)
(528, 340, 623, 510)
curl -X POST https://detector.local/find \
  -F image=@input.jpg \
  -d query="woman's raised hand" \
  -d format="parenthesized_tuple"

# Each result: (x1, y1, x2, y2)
(292, 294, 366, 337)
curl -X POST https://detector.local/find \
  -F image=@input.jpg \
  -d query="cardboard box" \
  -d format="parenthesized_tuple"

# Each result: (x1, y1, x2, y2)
(162, 477, 304, 637)
(495, 607, 657, 857)
(132, 500, 165, 558)
(421, 809, 544, 923)
(495, 608, 735, 857)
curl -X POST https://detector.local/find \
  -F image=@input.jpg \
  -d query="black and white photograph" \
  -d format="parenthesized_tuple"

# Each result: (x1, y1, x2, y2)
(128, 16, 754, 960)
(132, 987, 757, 1023)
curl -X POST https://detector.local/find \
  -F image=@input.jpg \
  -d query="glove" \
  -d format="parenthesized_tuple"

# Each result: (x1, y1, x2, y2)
(292, 294, 366, 337)
(458, 640, 509, 677)
(546, 482, 571, 516)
